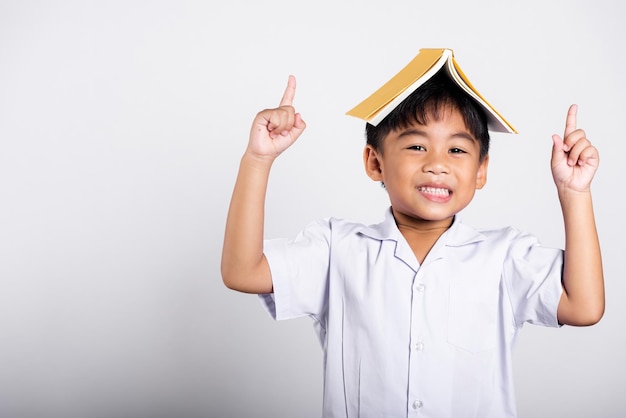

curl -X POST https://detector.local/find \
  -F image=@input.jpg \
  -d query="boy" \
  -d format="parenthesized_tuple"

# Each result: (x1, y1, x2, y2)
(221, 68, 604, 417)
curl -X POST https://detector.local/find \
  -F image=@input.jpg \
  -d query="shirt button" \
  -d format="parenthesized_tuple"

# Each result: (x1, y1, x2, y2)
(412, 400, 423, 410)
(414, 342, 424, 351)
(415, 283, 425, 292)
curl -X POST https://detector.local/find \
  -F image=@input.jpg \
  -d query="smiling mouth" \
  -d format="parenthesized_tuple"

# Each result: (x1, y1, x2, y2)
(418, 186, 451, 196)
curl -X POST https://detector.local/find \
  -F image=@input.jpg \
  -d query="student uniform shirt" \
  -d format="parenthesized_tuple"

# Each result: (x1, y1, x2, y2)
(260, 208, 563, 418)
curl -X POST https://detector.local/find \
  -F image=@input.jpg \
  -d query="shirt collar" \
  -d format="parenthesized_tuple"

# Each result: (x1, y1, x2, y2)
(357, 207, 487, 248)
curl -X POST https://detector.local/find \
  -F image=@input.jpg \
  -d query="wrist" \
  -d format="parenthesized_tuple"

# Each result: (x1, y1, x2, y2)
(557, 187, 593, 213)
(557, 185, 591, 199)
(241, 150, 276, 169)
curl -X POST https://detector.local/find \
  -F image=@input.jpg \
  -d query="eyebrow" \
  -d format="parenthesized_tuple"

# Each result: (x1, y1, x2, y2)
(396, 128, 477, 143)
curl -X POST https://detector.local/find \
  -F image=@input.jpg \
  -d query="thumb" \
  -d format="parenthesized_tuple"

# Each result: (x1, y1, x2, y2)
(551, 134, 567, 166)
(293, 112, 306, 134)
(284, 112, 306, 142)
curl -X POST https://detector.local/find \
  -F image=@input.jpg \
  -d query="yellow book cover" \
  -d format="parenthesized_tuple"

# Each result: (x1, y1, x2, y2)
(346, 48, 517, 133)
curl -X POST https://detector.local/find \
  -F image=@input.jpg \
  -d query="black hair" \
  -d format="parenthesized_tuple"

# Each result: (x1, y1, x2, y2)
(365, 70, 490, 161)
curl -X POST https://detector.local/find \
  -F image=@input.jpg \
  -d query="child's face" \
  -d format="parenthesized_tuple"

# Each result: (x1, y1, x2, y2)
(364, 106, 488, 229)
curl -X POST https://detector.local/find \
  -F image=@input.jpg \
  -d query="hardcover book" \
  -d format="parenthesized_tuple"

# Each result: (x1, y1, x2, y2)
(346, 48, 517, 133)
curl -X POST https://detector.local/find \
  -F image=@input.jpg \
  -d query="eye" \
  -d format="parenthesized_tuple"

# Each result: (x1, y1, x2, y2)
(408, 145, 425, 151)
(449, 147, 466, 154)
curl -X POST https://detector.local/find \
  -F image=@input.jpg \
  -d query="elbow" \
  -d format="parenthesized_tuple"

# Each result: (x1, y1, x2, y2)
(220, 247, 273, 293)
(558, 296, 605, 326)
(581, 296, 606, 326)
(222, 276, 235, 290)
(582, 304, 605, 326)
(220, 263, 240, 291)
(220, 260, 272, 294)
(220, 250, 246, 291)
(222, 277, 241, 292)
(567, 304, 605, 327)
(222, 274, 246, 293)
(575, 313, 603, 327)
(220, 256, 237, 289)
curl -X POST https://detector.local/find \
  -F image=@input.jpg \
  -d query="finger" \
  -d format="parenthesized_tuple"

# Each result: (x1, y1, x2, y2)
(291, 113, 306, 138)
(279, 75, 297, 107)
(551, 134, 567, 164)
(561, 127, 586, 159)
(564, 104, 578, 138)
(562, 128, 587, 151)
(266, 108, 295, 138)
(565, 136, 592, 166)
(294, 112, 306, 130)
(576, 144, 600, 168)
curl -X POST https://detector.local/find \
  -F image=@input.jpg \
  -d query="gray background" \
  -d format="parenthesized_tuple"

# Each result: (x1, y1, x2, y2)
(1, 1, 624, 417)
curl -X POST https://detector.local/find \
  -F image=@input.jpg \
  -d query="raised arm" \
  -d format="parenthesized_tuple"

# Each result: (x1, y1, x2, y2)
(221, 76, 306, 293)
(552, 104, 604, 325)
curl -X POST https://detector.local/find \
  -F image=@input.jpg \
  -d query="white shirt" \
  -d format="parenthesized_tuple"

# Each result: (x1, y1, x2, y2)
(261, 208, 563, 418)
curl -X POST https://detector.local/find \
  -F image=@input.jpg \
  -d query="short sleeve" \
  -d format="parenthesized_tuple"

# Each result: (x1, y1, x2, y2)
(259, 219, 332, 322)
(502, 231, 564, 328)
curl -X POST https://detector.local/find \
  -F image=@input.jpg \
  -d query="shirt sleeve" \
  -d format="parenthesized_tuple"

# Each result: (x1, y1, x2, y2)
(259, 218, 332, 322)
(502, 230, 564, 328)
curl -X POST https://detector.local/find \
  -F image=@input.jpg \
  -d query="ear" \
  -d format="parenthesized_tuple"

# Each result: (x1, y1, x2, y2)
(475, 155, 489, 190)
(363, 145, 383, 182)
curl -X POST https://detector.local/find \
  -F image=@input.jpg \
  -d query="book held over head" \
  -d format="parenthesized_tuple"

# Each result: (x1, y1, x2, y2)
(346, 48, 517, 134)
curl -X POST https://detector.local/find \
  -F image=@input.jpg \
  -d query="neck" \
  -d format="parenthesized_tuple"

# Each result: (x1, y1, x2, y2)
(392, 210, 454, 264)
(392, 209, 454, 233)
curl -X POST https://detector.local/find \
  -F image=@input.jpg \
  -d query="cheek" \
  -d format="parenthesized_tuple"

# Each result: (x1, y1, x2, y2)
(387, 165, 414, 184)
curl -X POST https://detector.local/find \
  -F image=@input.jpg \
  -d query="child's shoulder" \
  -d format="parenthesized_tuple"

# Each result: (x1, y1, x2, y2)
(472, 223, 522, 238)
(465, 221, 548, 251)
(306, 216, 373, 235)
(479, 223, 542, 238)
(298, 214, 390, 242)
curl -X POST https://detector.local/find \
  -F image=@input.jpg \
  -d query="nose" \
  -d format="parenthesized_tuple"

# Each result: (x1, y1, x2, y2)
(422, 151, 450, 175)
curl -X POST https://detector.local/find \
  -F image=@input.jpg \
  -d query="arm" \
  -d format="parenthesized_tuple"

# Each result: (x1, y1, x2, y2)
(221, 76, 306, 293)
(552, 105, 605, 325)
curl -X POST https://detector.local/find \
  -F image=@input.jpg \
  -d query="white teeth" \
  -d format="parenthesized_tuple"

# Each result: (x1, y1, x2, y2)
(418, 186, 450, 196)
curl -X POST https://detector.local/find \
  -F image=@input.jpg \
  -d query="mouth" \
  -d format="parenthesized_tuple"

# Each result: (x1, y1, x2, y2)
(417, 186, 451, 197)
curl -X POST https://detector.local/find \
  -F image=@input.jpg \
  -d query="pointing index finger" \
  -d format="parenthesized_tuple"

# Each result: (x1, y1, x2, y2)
(279, 75, 296, 107)
(564, 104, 578, 137)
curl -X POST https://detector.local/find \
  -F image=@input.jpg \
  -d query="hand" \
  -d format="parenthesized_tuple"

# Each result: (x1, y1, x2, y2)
(551, 104, 599, 192)
(246, 75, 307, 160)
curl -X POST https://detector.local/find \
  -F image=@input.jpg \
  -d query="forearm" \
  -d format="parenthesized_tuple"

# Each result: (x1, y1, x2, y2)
(221, 153, 274, 293)
(557, 189, 605, 325)
(221, 76, 305, 293)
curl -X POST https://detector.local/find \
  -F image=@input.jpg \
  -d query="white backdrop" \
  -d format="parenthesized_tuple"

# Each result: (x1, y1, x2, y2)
(1, 1, 624, 417)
